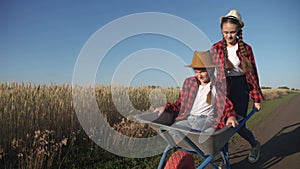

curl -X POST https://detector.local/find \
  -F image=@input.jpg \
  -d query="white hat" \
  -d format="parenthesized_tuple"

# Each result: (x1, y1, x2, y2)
(220, 9, 244, 28)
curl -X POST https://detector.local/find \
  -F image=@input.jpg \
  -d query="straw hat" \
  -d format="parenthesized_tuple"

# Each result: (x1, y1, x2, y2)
(220, 9, 244, 28)
(185, 51, 215, 68)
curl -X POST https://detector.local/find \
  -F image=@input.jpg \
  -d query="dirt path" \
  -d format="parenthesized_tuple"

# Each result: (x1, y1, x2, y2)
(229, 94, 300, 169)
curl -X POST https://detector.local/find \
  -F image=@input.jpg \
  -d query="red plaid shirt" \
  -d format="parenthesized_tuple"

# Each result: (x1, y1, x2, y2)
(165, 76, 237, 129)
(210, 39, 264, 103)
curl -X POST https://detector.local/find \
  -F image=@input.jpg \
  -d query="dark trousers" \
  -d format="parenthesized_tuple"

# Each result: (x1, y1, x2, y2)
(227, 75, 257, 147)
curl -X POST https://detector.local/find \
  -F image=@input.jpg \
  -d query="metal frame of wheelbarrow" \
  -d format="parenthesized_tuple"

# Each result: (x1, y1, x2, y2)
(136, 108, 258, 169)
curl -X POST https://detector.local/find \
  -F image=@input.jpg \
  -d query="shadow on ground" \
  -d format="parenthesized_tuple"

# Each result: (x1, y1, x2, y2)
(230, 122, 300, 169)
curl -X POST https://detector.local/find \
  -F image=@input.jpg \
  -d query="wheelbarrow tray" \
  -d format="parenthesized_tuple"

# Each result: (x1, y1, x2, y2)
(136, 112, 239, 155)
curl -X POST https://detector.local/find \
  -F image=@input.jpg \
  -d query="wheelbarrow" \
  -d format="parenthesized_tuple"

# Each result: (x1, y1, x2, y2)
(135, 108, 258, 169)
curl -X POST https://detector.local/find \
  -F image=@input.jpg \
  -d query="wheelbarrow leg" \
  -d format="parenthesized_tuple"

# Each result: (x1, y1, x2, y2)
(220, 144, 231, 169)
(197, 153, 218, 169)
(158, 145, 172, 169)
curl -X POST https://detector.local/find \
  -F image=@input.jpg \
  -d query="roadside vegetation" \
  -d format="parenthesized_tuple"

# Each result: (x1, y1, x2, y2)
(0, 82, 298, 169)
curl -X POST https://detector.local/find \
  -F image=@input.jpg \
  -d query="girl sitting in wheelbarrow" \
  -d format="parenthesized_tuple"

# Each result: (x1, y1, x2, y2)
(154, 50, 238, 131)
(153, 50, 239, 169)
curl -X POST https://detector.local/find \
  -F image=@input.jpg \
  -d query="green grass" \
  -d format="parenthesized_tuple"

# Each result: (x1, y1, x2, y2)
(247, 92, 298, 130)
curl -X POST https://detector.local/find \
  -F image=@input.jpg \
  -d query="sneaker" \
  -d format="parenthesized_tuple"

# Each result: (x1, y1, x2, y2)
(218, 151, 229, 169)
(218, 162, 227, 169)
(248, 141, 261, 163)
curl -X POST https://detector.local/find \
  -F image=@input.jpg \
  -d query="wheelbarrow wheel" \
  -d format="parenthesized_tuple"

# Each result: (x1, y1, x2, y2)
(164, 150, 195, 169)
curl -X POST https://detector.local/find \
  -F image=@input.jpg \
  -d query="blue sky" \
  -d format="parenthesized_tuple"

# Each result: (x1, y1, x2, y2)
(1, 0, 300, 89)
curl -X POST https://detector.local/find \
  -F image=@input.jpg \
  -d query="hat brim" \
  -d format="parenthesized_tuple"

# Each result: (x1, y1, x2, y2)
(185, 65, 216, 68)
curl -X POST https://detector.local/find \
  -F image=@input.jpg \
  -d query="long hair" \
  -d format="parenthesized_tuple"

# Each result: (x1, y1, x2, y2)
(206, 68, 215, 105)
(221, 17, 252, 73)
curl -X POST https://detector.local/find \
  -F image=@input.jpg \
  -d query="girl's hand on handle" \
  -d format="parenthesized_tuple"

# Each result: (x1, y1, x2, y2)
(154, 106, 165, 116)
(254, 102, 261, 111)
(226, 116, 239, 128)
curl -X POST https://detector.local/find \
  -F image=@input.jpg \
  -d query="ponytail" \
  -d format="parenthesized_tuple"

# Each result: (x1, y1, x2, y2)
(238, 30, 253, 73)
(206, 83, 213, 105)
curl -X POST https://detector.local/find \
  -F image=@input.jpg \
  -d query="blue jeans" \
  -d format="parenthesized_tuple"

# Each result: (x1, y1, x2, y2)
(174, 115, 214, 132)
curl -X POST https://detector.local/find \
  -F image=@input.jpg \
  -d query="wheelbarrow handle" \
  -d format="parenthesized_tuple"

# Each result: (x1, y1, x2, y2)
(234, 108, 258, 132)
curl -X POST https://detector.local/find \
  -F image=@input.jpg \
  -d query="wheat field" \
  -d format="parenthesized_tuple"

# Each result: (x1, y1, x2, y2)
(0, 82, 293, 168)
